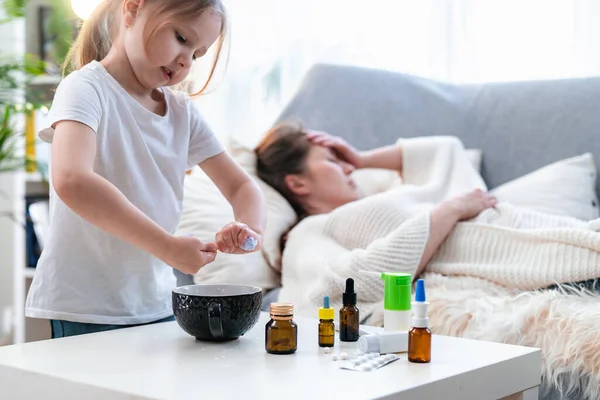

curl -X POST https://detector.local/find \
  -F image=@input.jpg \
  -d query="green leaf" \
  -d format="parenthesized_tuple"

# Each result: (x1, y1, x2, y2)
(23, 54, 47, 76)
(2, 0, 26, 19)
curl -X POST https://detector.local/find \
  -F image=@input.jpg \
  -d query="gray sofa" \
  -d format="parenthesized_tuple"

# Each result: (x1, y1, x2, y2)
(178, 64, 600, 399)
(276, 64, 600, 194)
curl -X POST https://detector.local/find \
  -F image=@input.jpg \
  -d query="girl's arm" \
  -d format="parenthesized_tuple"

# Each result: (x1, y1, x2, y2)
(52, 120, 218, 274)
(199, 152, 267, 253)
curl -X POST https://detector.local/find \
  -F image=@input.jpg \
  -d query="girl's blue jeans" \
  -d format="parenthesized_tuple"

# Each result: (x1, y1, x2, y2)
(50, 315, 176, 338)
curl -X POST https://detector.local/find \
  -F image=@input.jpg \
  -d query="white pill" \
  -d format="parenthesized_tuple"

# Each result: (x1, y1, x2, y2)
(324, 347, 331, 354)
(340, 352, 348, 360)
(332, 355, 338, 361)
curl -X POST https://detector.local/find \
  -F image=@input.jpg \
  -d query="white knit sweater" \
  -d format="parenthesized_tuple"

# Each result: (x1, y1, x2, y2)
(278, 136, 600, 322)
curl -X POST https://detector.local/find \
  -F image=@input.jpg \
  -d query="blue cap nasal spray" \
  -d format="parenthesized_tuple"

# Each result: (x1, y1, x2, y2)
(411, 279, 429, 328)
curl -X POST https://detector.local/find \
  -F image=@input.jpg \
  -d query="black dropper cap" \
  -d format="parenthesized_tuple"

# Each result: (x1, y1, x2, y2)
(342, 278, 357, 305)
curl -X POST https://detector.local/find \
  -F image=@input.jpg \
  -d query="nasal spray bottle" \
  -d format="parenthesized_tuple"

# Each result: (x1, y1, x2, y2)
(381, 272, 412, 331)
(408, 279, 431, 363)
(358, 270, 412, 331)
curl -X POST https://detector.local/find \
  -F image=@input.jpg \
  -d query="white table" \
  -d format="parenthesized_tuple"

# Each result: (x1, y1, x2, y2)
(0, 312, 540, 400)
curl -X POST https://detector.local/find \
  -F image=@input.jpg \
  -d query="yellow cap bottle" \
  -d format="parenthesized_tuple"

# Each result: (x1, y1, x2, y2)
(318, 296, 335, 347)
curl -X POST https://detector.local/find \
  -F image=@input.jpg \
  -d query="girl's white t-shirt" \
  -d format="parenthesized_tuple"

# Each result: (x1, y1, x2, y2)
(25, 61, 224, 325)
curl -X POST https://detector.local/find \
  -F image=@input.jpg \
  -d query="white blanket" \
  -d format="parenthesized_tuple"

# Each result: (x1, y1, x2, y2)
(278, 136, 600, 397)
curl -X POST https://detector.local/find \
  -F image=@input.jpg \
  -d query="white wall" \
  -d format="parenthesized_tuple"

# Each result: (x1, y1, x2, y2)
(0, 8, 26, 344)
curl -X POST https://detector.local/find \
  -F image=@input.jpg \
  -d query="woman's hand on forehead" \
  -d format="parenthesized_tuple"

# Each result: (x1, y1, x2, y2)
(306, 130, 363, 168)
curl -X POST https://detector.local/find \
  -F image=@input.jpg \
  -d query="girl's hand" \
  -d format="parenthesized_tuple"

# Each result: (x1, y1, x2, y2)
(447, 189, 498, 221)
(307, 130, 364, 168)
(215, 222, 262, 254)
(163, 235, 218, 275)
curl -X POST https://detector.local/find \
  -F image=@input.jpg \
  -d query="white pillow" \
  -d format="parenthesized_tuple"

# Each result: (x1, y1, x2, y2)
(490, 153, 599, 221)
(177, 167, 280, 289)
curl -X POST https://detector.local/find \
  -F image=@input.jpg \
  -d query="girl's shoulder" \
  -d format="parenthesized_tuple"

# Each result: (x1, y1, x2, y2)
(54, 61, 106, 98)
(61, 61, 104, 84)
(163, 87, 206, 120)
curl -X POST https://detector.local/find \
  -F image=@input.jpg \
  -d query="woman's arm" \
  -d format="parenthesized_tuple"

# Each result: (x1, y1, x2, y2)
(359, 145, 403, 172)
(415, 189, 498, 278)
(199, 152, 267, 253)
(52, 121, 217, 274)
(321, 189, 497, 300)
(307, 131, 403, 173)
(414, 202, 461, 278)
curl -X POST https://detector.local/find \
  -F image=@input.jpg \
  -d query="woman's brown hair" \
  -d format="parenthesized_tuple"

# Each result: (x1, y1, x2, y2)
(254, 122, 312, 218)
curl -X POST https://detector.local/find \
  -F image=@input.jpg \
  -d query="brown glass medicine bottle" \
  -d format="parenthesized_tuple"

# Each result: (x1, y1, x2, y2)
(339, 278, 359, 342)
(318, 295, 335, 347)
(408, 279, 431, 363)
(265, 303, 298, 354)
(408, 327, 432, 363)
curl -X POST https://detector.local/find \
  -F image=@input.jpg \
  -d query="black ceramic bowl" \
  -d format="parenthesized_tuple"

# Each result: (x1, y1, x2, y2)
(172, 284, 263, 342)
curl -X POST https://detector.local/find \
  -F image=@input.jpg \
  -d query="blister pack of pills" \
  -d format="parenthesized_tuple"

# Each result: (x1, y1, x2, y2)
(339, 352, 399, 372)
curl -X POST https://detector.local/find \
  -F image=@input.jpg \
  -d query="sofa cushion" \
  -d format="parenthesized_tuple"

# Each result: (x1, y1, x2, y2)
(490, 153, 599, 221)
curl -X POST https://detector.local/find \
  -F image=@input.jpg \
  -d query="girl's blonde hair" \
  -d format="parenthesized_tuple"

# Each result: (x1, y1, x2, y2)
(64, 0, 228, 96)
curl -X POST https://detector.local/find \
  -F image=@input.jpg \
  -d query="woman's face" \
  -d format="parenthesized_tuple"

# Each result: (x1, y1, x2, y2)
(286, 145, 361, 214)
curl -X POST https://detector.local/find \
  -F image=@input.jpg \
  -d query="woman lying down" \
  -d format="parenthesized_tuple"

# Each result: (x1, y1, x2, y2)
(255, 123, 600, 398)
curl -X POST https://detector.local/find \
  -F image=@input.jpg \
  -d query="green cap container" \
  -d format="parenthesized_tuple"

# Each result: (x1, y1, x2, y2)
(380, 272, 412, 311)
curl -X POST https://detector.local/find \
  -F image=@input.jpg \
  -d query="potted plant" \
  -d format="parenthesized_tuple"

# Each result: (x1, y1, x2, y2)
(0, 57, 46, 175)
(0, 0, 55, 176)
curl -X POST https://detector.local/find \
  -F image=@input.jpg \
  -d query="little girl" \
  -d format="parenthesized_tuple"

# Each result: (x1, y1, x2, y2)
(25, 0, 266, 338)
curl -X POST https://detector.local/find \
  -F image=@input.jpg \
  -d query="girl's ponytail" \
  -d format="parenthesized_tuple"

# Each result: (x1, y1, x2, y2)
(63, 0, 119, 74)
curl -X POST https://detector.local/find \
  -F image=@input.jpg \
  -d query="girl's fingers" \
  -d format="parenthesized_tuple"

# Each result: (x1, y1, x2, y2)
(236, 228, 250, 250)
(215, 232, 227, 252)
(216, 223, 260, 253)
(225, 226, 237, 251)
(232, 223, 248, 247)
(215, 224, 236, 253)
(200, 241, 218, 253)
